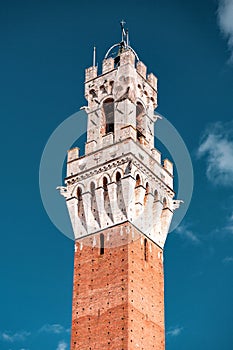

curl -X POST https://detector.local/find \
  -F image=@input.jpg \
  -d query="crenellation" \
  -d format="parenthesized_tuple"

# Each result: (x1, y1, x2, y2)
(102, 132, 114, 147)
(84, 140, 97, 155)
(85, 66, 98, 82)
(147, 72, 158, 91)
(67, 147, 79, 162)
(151, 148, 161, 164)
(102, 57, 115, 74)
(119, 125, 137, 142)
(119, 49, 135, 66)
(136, 61, 147, 78)
(163, 158, 173, 175)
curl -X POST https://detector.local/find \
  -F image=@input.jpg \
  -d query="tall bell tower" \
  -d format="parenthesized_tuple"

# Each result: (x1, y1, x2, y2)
(59, 24, 181, 350)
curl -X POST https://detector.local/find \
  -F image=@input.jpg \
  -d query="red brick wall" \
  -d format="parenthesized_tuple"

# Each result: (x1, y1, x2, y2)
(70, 223, 165, 350)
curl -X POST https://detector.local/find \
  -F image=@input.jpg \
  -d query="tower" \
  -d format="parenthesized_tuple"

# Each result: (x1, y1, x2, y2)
(59, 25, 181, 350)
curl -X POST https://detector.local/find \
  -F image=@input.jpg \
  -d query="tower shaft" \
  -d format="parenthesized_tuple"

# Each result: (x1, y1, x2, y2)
(71, 224, 165, 350)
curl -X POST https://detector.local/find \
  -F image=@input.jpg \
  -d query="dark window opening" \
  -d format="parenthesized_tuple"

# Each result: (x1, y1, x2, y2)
(163, 198, 167, 209)
(137, 129, 143, 141)
(103, 99, 114, 134)
(103, 177, 108, 200)
(135, 174, 141, 187)
(144, 182, 149, 205)
(77, 187, 83, 216)
(103, 177, 108, 190)
(100, 233, 104, 255)
(144, 238, 148, 261)
(77, 187, 82, 200)
(90, 182, 95, 207)
(154, 190, 158, 202)
(114, 55, 120, 67)
(116, 171, 121, 183)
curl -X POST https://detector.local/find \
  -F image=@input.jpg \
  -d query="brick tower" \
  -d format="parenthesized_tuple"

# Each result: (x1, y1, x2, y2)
(59, 25, 181, 350)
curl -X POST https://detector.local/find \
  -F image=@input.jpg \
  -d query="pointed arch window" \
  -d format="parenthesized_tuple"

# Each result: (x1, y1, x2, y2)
(160, 198, 168, 223)
(103, 176, 108, 200)
(135, 174, 141, 187)
(116, 171, 121, 183)
(163, 198, 167, 209)
(116, 171, 123, 210)
(103, 98, 114, 134)
(144, 182, 149, 205)
(103, 176, 112, 221)
(154, 190, 158, 202)
(90, 182, 96, 215)
(76, 186, 86, 230)
(77, 187, 83, 217)
(134, 174, 141, 204)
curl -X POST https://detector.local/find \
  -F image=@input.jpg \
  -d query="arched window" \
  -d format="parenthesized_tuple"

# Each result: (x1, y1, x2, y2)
(154, 190, 158, 202)
(144, 182, 149, 205)
(136, 102, 145, 141)
(90, 182, 100, 225)
(116, 171, 121, 183)
(77, 187, 83, 217)
(102, 176, 113, 221)
(90, 182, 95, 208)
(77, 186, 86, 230)
(77, 187, 82, 198)
(90, 182, 95, 197)
(109, 81, 114, 94)
(116, 171, 124, 212)
(163, 198, 167, 209)
(103, 98, 114, 134)
(135, 174, 141, 205)
(100, 233, 104, 255)
(135, 174, 141, 187)
(103, 177, 108, 199)
(144, 238, 148, 261)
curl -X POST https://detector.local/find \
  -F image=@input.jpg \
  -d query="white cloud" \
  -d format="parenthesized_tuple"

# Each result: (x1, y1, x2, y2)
(223, 256, 233, 263)
(217, 0, 233, 62)
(166, 326, 183, 337)
(39, 324, 66, 335)
(1, 331, 30, 343)
(197, 121, 233, 186)
(176, 224, 201, 244)
(56, 340, 68, 350)
(1, 324, 69, 347)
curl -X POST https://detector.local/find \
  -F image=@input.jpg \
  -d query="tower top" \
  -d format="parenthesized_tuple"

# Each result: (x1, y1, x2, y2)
(105, 21, 139, 62)
(58, 25, 182, 247)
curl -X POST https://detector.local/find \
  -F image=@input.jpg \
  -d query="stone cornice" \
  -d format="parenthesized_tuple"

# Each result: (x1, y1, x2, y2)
(65, 152, 174, 197)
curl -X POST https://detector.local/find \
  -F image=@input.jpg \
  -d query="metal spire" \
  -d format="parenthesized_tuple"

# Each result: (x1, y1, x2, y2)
(120, 19, 126, 43)
(104, 21, 139, 61)
(93, 46, 96, 67)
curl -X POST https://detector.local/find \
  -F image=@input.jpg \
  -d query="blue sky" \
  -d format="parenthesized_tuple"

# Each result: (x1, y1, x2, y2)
(0, 0, 233, 349)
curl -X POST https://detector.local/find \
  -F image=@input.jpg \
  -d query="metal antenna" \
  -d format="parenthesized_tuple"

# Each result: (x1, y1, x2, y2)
(126, 29, 129, 47)
(120, 19, 126, 42)
(93, 46, 96, 67)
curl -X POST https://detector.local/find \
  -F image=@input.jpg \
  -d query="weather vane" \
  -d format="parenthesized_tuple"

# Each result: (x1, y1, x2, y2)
(104, 20, 139, 61)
